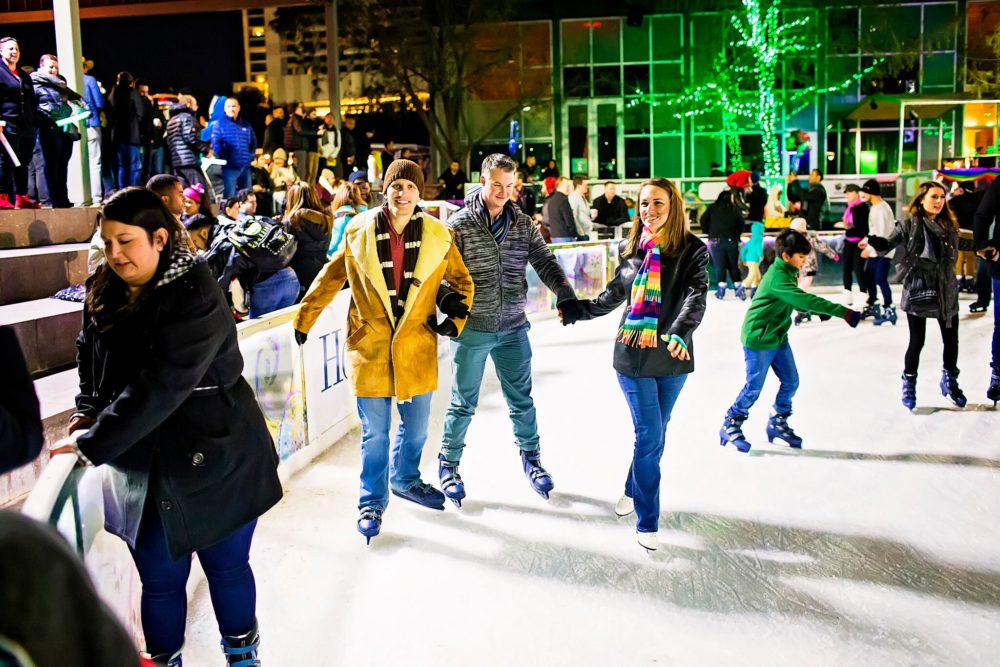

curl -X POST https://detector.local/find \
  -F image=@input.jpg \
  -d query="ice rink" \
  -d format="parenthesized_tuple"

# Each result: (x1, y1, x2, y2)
(185, 290, 1000, 666)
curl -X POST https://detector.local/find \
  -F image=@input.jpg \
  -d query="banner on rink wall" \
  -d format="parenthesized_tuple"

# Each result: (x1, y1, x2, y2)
(526, 241, 615, 314)
(301, 289, 357, 448)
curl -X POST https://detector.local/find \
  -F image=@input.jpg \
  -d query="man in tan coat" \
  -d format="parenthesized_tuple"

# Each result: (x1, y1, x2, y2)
(294, 159, 474, 543)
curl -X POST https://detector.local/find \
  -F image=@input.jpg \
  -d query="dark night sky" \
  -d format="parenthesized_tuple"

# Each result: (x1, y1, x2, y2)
(3, 12, 246, 112)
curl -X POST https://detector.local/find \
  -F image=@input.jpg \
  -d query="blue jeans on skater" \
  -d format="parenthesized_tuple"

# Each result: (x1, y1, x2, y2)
(441, 323, 538, 462)
(116, 144, 143, 188)
(616, 373, 688, 533)
(130, 502, 257, 656)
(865, 256, 892, 306)
(248, 268, 300, 319)
(222, 165, 251, 198)
(356, 391, 433, 510)
(727, 343, 800, 419)
(993, 278, 1000, 369)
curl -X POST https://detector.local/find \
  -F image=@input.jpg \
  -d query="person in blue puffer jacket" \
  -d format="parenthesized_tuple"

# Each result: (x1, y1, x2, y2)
(211, 97, 256, 198)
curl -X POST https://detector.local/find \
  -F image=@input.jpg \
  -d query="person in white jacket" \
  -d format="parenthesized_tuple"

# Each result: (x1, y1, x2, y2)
(567, 176, 593, 240)
(860, 179, 897, 325)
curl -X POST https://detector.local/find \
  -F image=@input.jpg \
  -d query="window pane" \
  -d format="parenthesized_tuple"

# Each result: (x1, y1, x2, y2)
(520, 23, 551, 67)
(691, 110, 723, 133)
(623, 64, 650, 97)
(623, 16, 649, 62)
(523, 102, 553, 139)
(828, 8, 859, 55)
(624, 98, 651, 134)
(593, 66, 621, 96)
(923, 52, 955, 88)
(563, 67, 590, 97)
(524, 141, 554, 165)
(689, 14, 723, 85)
(692, 135, 724, 177)
(596, 103, 620, 179)
(653, 100, 681, 134)
(592, 19, 621, 64)
(568, 104, 588, 168)
(562, 21, 590, 65)
(826, 55, 861, 112)
(862, 5, 920, 52)
(924, 4, 958, 51)
(652, 62, 682, 94)
(625, 137, 651, 179)
(651, 15, 682, 60)
(653, 136, 683, 177)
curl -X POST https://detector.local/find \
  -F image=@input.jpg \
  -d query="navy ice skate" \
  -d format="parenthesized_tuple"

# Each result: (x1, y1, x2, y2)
(873, 305, 897, 326)
(939, 370, 967, 408)
(392, 481, 446, 510)
(988, 366, 1000, 407)
(521, 450, 554, 499)
(861, 302, 877, 320)
(766, 413, 803, 449)
(714, 284, 726, 300)
(901, 373, 917, 411)
(221, 622, 260, 667)
(438, 454, 466, 507)
(357, 506, 383, 544)
(749, 287, 757, 299)
(719, 416, 751, 453)
(735, 284, 747, 301)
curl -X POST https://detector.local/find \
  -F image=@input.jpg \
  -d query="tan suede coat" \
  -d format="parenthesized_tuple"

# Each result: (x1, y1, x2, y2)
(293, 208, 474, 401)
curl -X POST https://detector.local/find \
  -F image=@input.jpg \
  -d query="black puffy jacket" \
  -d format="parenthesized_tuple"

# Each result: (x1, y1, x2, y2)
(166, 104, 205, 167)
(582, 237, 709, 377)
(701, 196, 744, 240)
(74, 254, 282, 559)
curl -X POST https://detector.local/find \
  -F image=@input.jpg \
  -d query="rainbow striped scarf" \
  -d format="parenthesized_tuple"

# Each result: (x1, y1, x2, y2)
(618, 232, 662, 348)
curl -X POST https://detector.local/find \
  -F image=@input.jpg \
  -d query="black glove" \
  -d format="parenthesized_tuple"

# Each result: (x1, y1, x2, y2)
(558, 298, 587, 326)
(818, 313, 832, 322)
(427, 315, 458, 337)
(843, 309, 861, 328)
(439, 292, 470, 319)
(294, 329, 308, 345)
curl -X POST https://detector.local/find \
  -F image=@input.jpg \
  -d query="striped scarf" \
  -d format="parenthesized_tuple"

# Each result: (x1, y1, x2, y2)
(477, 194, 516, 245)
(375, 205, 422, 322)
(618, 231, 662, 348)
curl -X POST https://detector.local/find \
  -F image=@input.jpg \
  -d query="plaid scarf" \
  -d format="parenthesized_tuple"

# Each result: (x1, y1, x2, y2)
(156, 235, 204, 289)
(476, 194, 516, 245)
(618, 231, 662, 348)
(375, 205, 422, 322)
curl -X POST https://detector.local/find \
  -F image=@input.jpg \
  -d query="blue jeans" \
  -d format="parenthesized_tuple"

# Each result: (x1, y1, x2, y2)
(865, 256, 892, 306)
(441, 324, 538, 462)
(727, 343, 800, 419)
(116, 144, 143, 188)
(993, 278, 1000, 369)
(356, 391, 433, 510)
(616, 373, 688, 533)
(248, 268, 300, 319)
(222, 165, 251, 198)
(130, 503, 257, 655)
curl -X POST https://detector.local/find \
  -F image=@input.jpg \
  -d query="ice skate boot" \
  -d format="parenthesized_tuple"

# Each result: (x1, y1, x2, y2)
(521, 449, 554, 499)
(860, 302, 877, 320)
(714, 284, 726, 300)
(719, 416, 751, 453)
(873, 305, 897, 326)
(735, 284, 747, 301)
(636, 530, 659, 551)
(901, 373, 917, 411)
(357, 506, 383, 544)
(766, 413, 803, 449)
(749, 287, 757, 299)
(221, 622, 260, 667)
(969, 301, 989, 313)
(147, 651, 183, 667)
(939, 370, 967, 408)
(614, 494, 635, 517)
(391, 481, 446, 510)
(793, 311, 811, 326)
(987, 366, 1000, 407)
(438, 454, 465, 507)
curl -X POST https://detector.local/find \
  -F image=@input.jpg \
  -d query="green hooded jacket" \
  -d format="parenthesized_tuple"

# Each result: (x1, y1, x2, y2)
(740, 257, 848, 350)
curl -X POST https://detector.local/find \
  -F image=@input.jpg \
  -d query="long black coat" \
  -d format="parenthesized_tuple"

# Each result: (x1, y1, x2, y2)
(287, 209, 331, 294)
(0, 327, 43, 475)
(582, 237, 709, 377)
(74, 259, 282, 559)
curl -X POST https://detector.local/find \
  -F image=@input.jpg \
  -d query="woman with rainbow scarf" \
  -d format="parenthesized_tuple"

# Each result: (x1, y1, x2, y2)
(559, 178, 709, 551)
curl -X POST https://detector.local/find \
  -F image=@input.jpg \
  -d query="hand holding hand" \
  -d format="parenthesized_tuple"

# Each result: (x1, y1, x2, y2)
(427, 315, 458, 337)
(439, 293, 470, 319)
(844, 309, 861, 328)
(661, 334, 691, 361)
(557, 299, 587, 326)
(978, 246, 999, 262)
(294, 329, 308, 346)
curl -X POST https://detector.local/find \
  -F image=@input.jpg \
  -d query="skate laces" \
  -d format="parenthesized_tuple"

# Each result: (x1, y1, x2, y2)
(360, 507, 382, 521)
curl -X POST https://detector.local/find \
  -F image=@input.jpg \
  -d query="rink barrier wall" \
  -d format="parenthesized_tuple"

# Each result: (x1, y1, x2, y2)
(18, 238, 617, 647)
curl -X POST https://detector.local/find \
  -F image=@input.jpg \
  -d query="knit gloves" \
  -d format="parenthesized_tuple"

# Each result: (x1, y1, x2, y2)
(843, 309, 861, 328)
(439, 292, 470, 319)
(558, 298, 588, 326)
(427, 315, 459, 337)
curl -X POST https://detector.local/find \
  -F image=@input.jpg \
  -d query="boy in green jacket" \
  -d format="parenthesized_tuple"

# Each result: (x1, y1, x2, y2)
(721, 229, 861, 452)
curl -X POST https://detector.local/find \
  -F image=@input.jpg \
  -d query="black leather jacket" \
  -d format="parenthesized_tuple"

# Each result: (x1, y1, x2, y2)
(582, 236, 709, 377)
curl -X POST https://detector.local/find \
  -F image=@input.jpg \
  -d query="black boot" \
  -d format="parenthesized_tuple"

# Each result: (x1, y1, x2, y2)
(939, 369, 967, 408)
(901, 373, 917, 411)
(988, 366, 1000, 407)
(221, 622, 261, 666)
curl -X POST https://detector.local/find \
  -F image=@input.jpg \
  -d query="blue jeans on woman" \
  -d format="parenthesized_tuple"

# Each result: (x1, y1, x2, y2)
(356, 392, 433, 510)
(248, 268, 300, 319)
(727, 343, 800, 419)
(116, 144, 143, 188)
(615, 373, 688, 533)
(130, 503, 257, 655)
(993, 278, 1000, 369)
(865, 256, 892, 306)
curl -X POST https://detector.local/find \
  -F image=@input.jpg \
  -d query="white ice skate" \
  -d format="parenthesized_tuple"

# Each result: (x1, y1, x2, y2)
(636, 530, 659, 551)
(614, 495, 635, 517)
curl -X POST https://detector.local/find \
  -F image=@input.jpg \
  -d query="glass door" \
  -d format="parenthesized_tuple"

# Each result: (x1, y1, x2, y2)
(564, 99, 624, 179)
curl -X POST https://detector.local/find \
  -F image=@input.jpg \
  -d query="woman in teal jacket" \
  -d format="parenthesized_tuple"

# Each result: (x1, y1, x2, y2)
(739, 221, 765, 298)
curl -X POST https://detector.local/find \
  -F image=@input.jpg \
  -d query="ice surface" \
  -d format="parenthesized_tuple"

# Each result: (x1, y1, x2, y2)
(184, 290, 1000, 666)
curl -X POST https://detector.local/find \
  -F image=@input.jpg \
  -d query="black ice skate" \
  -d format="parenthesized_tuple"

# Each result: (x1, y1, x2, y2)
(988, 366, 1000, 408)
(939, 370, 967, 408)
(521, 450, 554, 499)
(221, 621, 261, 667)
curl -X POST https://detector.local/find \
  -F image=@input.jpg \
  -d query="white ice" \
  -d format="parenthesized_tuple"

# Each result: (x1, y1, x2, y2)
(184, 290, 1000, 666)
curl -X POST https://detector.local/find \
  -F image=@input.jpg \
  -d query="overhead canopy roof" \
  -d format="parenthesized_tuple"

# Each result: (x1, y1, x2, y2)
(0, 0, 306, 23)
(843, 93, 978, 122)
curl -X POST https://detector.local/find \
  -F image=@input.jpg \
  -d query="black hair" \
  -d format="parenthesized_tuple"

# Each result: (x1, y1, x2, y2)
(146, 174, 181, 197)
(481, 153, 516, 175)
(184, 213, 216, 232)
(235, 188, 254, 205)
(811, 168, 824, 180)
(224, 195, 242, 211)
(177, 87, 192, 96)
(775, 229, 812, 258)
(134, 78, 149, 88)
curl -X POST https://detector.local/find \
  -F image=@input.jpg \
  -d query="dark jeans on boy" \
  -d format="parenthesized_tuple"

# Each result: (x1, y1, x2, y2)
(727, 343, 800, 419)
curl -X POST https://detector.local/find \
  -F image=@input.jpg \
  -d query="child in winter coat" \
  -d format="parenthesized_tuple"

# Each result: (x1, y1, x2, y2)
(789, 217, 840, 324)
(720, 229, 860, 453)
(739, 221, 765, 297)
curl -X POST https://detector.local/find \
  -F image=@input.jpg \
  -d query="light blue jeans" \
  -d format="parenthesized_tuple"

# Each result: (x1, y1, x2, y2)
(441, 324, 538, 462)
(356, 392, 433, 510)
(727, 343, 800, 419)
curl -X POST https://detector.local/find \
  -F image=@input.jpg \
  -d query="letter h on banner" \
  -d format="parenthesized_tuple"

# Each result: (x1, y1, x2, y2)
(319, 329, 347, 391)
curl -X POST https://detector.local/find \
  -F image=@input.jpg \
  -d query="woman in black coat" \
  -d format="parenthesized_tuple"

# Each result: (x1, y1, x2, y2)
(560, 178, 709, 551)
(283, 180, 332, 295)
(50, 187, 282, 666)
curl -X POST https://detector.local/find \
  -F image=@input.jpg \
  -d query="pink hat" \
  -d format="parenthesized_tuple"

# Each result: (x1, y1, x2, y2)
(183, 183, 204, 203)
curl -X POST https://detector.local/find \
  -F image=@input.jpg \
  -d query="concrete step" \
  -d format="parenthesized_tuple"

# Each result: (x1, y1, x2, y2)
(0, 207, 98, 250)
(0, 297, 82, 375)
(0, 243, 89, 306)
